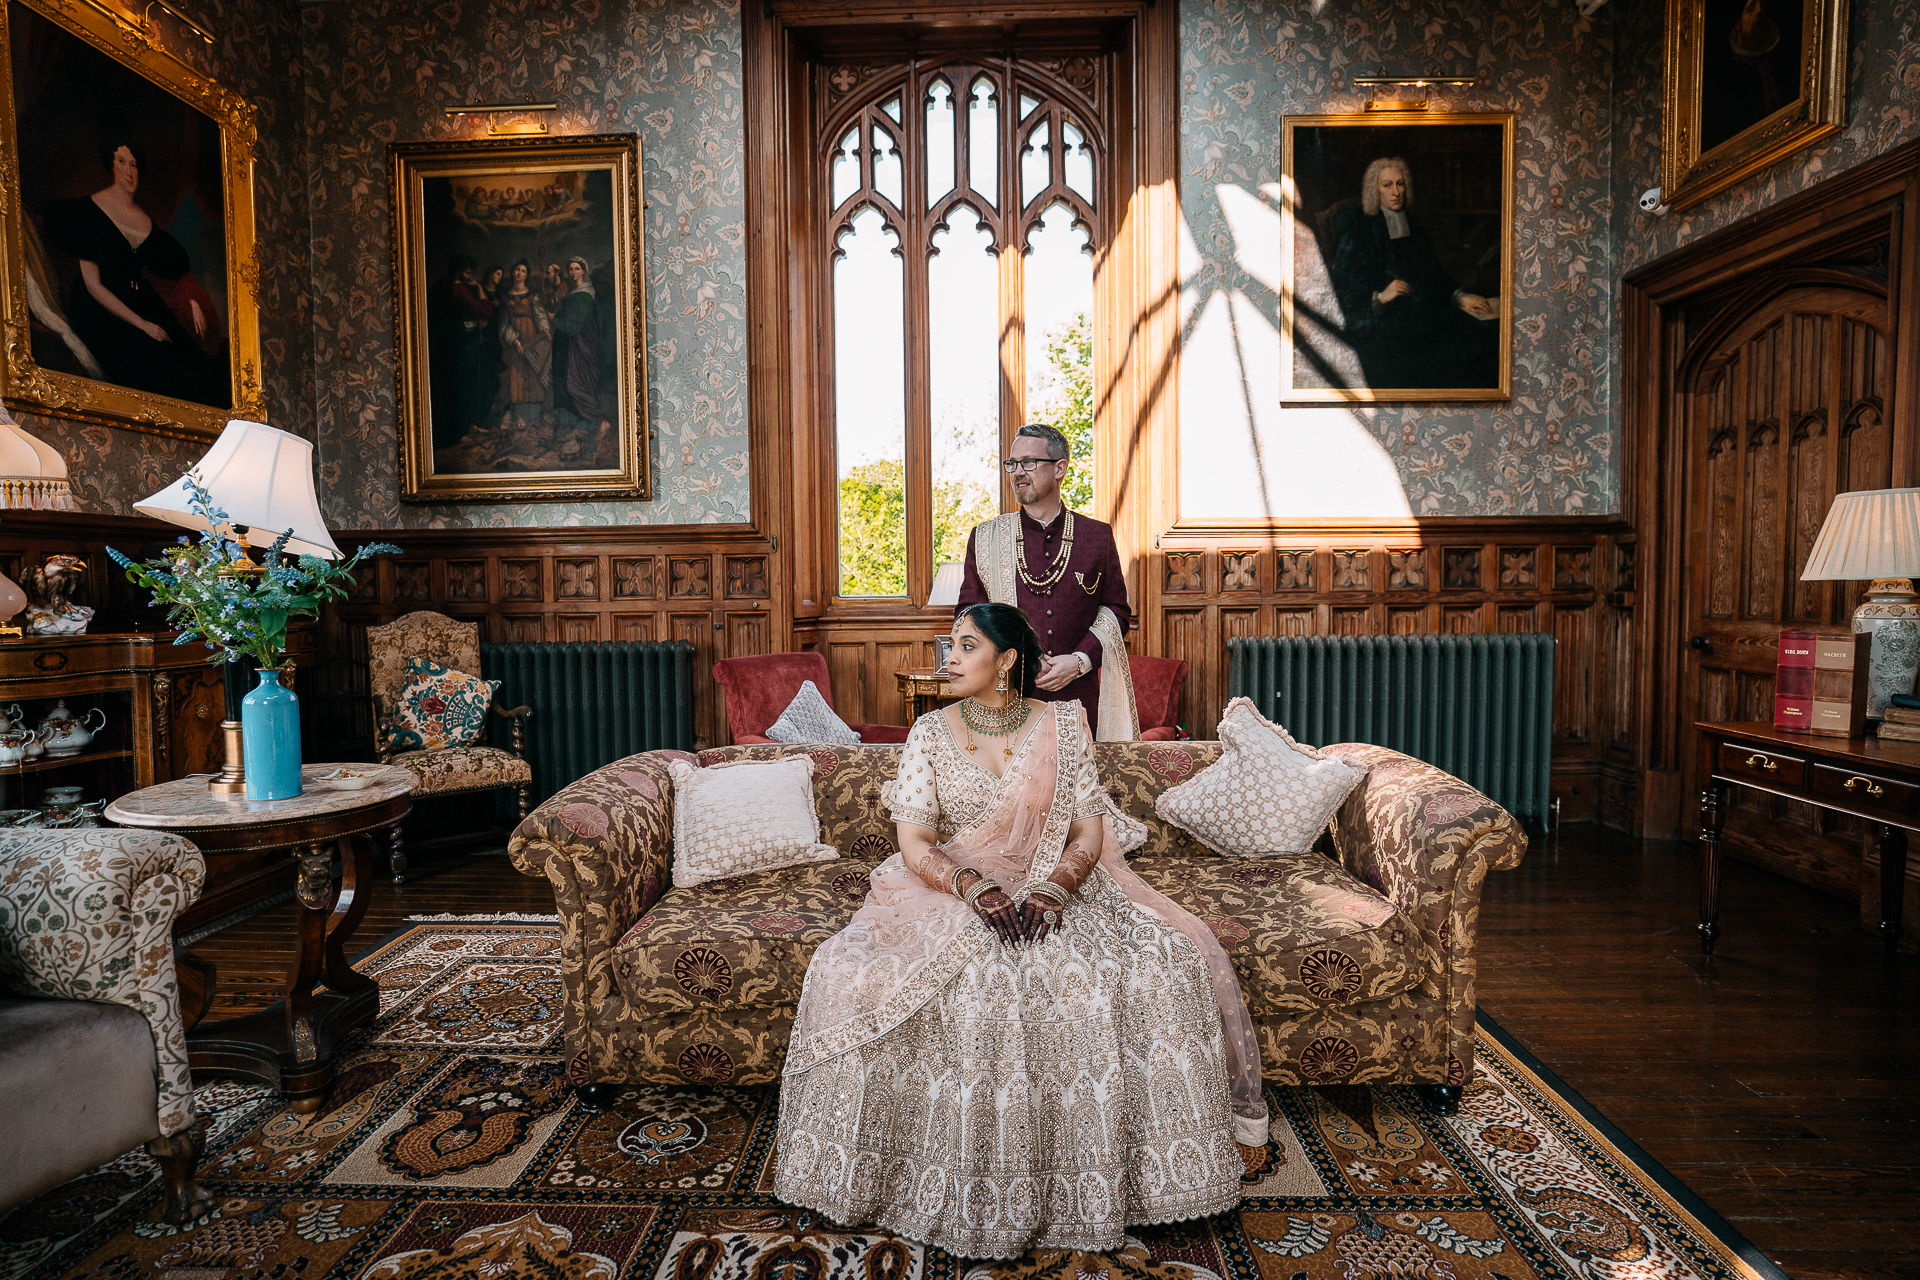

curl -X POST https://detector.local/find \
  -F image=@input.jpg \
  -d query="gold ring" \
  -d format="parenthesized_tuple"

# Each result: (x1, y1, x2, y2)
(1044, 910, 1058, 925)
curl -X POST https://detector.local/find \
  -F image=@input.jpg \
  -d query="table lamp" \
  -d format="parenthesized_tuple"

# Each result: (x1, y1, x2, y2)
(1800, 487, 1920, 719)
(134, 419, 340, 792)
(0, 406, 78, 510)
(928, 560, 965, 610)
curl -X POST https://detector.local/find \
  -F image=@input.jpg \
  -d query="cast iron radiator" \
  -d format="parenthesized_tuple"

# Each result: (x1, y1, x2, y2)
(481, 641, 696, 805)
(1226, 634, 1555, 824)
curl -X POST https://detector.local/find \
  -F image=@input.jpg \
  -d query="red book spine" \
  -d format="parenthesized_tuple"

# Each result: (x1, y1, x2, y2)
(1774, 694, 1815, 733)
(1778, 631, 1818, 667)
(1777, 665, 1815, 697)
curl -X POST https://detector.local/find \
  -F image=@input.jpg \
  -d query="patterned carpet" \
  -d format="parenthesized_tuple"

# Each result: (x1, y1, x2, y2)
(0, 920, 1786, 1280)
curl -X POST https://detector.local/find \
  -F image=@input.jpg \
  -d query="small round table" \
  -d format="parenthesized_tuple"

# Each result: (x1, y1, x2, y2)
(107, 763, 413, 1113)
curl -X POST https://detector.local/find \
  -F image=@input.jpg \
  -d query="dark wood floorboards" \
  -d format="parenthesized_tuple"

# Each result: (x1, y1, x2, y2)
(190, 829, 1919, 1278)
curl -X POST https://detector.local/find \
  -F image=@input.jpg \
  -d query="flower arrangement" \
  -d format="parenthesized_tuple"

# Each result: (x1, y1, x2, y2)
(109, 473, 399, 669)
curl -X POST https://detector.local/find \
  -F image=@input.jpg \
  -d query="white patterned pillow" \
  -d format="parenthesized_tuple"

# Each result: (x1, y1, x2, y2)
(667, 757, 839, 887)
(1154, 697, 1366, 856)
(765, 680, 862, 745)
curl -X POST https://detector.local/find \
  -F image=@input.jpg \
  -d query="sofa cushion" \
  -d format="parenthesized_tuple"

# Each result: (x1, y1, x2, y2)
(1131, 854, 1426, 1015)
(611, 858, 885, 1017)
(699, 744, 904, 860)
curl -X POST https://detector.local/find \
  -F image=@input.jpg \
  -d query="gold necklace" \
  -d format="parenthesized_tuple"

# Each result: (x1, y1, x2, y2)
(960, 696, 1029, 758)
(1016, 509, 1074, 595)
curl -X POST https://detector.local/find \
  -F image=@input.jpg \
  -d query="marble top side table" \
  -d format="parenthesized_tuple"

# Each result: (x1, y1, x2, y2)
(107, 763, 413, 1112)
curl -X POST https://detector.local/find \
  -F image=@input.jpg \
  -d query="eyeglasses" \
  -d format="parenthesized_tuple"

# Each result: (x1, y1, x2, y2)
(1001, 458, 1059, 474)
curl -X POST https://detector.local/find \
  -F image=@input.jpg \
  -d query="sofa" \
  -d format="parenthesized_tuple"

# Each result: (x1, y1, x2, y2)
(509, 738, 1527, 1113)
(0, 828, 214, 1223)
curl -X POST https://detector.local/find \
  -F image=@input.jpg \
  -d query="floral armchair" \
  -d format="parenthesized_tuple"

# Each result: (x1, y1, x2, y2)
(0, 828, 214, 1223)
(367, 611, 533, 883)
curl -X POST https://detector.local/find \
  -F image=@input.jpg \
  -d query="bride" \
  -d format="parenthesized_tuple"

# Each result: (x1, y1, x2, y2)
(773, 602, 1269, 1258)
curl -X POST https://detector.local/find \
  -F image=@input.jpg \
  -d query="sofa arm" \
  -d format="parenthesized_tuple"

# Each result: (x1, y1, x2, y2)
(508, 749, 685, 1082)
(0, 829, 206, 1137)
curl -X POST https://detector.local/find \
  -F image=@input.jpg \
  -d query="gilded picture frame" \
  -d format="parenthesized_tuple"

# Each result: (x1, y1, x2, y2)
(390, 133, 649, 504)
(0, 0, 263, 441)
(1280, 113, 1514, 405)
(1660, 0, 1849, 211)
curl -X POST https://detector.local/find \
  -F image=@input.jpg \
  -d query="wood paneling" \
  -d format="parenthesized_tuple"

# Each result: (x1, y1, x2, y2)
(1142, 517, 1631, 824)
(320, 526, 778, 750)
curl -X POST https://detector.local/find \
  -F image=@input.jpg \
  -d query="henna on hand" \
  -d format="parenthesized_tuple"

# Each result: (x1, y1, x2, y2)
(912, 847, 966, 896)
(1047, 838, 1101, 898)
(974, 888, 1023, 945)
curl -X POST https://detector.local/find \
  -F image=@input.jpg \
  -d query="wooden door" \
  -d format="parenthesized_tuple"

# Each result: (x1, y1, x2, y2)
(1682, 283, 1892, 894)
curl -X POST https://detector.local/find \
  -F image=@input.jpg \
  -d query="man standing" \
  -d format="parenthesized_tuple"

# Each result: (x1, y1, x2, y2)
(955, 423, 1139, 739)
(426, 254, 497, 450)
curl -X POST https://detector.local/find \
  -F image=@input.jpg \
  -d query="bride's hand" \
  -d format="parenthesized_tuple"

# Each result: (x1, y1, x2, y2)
(1018, 899, 1064, 944)
(972, 887, 1024, 946)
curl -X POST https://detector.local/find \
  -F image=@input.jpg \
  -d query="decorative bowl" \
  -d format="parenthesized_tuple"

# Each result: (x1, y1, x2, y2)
(322, 768, 375, 791)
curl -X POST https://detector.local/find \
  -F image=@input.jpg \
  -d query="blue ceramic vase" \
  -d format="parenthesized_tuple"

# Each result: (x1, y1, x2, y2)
(242, 669, 302, 800)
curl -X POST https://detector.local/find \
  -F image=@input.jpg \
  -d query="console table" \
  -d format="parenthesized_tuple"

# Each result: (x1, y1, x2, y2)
(107, 763, 412, 1112)
(1696, 721, 1912, 954)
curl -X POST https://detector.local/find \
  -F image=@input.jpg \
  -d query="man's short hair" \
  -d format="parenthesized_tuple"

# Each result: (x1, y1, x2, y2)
(1015, 422, 1070, 461)
(448, 253, 478, 276)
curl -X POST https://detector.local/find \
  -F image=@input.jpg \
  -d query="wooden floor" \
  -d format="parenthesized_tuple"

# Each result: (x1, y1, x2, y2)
(190, 828, 1919, 1279)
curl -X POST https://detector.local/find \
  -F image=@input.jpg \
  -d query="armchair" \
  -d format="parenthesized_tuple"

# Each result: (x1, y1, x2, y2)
(1128, 654, 1188, 741)
(713, 651, 910, 744)
(367, 611, 533, 883)
(0, 828, 213, 1223)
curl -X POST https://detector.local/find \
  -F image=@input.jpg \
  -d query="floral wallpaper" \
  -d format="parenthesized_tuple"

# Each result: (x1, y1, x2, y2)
(1612, 0, 1920, 270)
(299, 0, 748, 530)
(1178, 0, 1618, 519)
(18, 0, 314, 516)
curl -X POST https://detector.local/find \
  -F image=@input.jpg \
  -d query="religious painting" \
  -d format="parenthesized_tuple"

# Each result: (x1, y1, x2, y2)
(1661, 0, 1849, 210)
(390, 134, 648, 502)
(1280, 113, 1513, 404)
(0, 0, 263, 439)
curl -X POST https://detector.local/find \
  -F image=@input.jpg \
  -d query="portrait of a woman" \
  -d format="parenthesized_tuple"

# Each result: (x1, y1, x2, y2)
(773, 602, 1267, 1258)
(489, 258, 553, 422)
(552, 255, 611, 429)
(40, 138, 224, 406)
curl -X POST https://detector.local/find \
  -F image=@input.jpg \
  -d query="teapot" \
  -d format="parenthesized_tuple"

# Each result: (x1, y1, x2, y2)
(38, 701, 105, 758)
(0, 728, 38, 766)
(0, 704, 21, 733)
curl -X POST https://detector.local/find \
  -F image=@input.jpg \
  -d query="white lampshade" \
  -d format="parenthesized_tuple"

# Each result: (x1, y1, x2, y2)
(0, 406, 77, 510)
(1800, 488, 1920, 582)
(136, 419, 342, 560)
(928, 560, 966, 609)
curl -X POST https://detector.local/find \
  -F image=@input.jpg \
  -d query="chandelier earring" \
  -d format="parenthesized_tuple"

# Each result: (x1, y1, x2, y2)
(996, 664, 1009, 694)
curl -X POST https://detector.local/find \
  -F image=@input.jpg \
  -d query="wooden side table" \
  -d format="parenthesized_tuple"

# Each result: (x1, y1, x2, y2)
(1696, 721, 1912, 954)
(895, 668, 960, 725)
(107, 763, 413, 1112)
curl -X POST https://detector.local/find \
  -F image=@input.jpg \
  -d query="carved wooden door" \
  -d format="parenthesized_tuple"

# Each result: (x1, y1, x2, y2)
(1683, 283, 1891, 892)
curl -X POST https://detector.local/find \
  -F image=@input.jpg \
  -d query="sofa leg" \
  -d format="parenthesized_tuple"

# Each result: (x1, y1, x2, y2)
(577, 1082, 620, 1112)
(390, 821, 407, 885)
(1419, 1084, 1462, 1116)
(147, 1117, 214, 1224)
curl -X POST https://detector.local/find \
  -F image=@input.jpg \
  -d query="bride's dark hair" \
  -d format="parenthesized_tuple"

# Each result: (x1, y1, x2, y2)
(955, 602, 1043, 697)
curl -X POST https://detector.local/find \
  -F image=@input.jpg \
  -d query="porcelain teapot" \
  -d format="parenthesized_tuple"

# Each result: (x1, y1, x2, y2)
(0, 703, 21, 733)
(0, 728, 38, 765)
(38, 701, 105, 758)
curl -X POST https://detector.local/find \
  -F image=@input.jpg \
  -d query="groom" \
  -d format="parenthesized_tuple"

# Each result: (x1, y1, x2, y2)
(954, 423, 1140, 739)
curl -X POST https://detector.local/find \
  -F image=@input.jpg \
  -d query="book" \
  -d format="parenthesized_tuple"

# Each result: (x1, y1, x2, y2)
(1882, 705, 1920, 726)
(1891, 693, 1920, 710)
(1776, 629, 1870, 737)
(1874, 720, 1920, 743)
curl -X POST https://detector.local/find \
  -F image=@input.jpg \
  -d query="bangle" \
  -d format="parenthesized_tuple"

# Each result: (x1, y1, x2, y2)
(949, 866, 978, 897)
(962, 877, 1002, 907)
(1029, 880, 1070, 907)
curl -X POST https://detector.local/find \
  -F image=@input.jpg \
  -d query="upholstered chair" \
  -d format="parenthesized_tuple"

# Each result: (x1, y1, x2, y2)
(713, 651, 911, 745)
(0, 828, 213, 1223)
(367, 611, 533, 883)
(1128, 654, 1189, 741)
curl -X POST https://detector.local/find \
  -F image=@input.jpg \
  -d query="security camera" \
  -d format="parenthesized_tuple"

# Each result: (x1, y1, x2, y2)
(1639, 186, 1668, 215)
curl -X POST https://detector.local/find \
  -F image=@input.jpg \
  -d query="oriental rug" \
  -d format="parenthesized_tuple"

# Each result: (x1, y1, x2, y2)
(0, 920, 1787, 1280)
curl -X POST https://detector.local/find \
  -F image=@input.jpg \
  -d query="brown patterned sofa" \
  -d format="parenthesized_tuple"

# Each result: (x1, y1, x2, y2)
(509, 739, 1527, 1114)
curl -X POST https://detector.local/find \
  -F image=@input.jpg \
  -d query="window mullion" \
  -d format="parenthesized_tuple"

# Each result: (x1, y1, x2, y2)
(903, 70, 934, 606)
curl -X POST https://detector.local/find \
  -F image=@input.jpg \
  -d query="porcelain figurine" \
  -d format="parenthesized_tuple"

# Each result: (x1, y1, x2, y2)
(38, 700, 105, 757)
(24, 554, 93, 636)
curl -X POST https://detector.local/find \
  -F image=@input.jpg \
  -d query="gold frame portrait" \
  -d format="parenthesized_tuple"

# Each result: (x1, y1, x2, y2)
(390, 133, 649, 504)
(1661, 0, 1849, 211)
(1279, 112, 1514, 405)
(0, 0, 263, 440)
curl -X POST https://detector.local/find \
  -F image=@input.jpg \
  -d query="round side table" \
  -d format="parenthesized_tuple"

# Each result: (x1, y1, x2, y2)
(107, 763, 413, 1113)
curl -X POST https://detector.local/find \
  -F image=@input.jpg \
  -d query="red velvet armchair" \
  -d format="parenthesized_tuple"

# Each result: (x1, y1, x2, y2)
(713, 652, 912, 745)
(1128, 654, 1188, 741)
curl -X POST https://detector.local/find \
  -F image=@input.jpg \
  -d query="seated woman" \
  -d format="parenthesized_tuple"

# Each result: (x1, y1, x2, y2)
(773, 602, 1268, 1259)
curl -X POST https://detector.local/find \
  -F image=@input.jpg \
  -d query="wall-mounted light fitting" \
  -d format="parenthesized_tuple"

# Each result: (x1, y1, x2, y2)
(82, 0, 213, 44)
(1351, 74, 1476, 113)
(445, 99, 560, 136)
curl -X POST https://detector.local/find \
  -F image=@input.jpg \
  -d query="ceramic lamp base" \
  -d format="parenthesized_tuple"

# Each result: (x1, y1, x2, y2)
(1854, 578, 1920, 720)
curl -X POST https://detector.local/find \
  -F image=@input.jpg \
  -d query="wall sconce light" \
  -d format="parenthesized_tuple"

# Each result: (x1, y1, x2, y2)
(1351, 74, 1476, 113)
(445, 99, 560, 136)
(82, 0, 213, 44)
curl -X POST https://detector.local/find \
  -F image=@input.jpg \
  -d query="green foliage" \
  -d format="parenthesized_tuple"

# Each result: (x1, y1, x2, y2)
(1036, 313, 1094, 513)
(109, 472, 399, 669)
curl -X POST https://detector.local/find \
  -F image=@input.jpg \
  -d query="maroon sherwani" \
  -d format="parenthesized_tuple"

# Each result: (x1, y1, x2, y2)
(956, 507, 1132, 733)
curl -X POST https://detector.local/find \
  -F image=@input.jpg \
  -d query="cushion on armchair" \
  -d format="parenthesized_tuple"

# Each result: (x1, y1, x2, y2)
(387, 657, 498, 751)
(766, 680, 862, 745)
(390, 744, 531, 795)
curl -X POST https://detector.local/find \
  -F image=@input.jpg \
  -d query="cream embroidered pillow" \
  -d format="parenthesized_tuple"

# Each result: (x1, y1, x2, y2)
(667, 757, 838, 887)
(1154, 697, 1366, 856)
(766, 680, 862, 744)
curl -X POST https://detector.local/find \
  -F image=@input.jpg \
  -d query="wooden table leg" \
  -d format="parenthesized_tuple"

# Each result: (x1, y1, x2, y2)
(1881, 825, 1908, 950)
(324, 831, 378, 997)
(1699, 779, 1726, 955)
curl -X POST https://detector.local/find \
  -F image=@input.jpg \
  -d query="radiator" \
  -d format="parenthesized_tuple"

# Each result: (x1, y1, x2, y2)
(1227, 634, 1555, 824)
(481, 641, 696, 805)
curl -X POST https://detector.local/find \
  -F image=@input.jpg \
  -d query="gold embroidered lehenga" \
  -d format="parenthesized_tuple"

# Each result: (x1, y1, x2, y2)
(772, 701, 1268, 1258)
